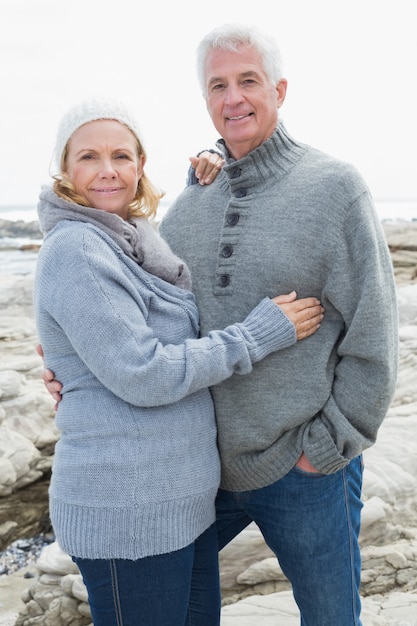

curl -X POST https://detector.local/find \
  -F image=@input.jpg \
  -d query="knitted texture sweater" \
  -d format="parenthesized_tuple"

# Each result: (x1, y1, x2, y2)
(160, 122, 399, 491)
(33, 189, 296, 559)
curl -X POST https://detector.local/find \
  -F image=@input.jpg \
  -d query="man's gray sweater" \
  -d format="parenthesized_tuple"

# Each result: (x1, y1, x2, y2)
(160, 122, 399, 491)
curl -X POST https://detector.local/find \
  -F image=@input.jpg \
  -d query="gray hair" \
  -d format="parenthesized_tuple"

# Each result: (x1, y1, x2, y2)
(196, 23, 285, 96)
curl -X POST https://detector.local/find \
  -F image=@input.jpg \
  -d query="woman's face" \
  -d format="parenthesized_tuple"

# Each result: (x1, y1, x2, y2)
(64, 119, 144, 220)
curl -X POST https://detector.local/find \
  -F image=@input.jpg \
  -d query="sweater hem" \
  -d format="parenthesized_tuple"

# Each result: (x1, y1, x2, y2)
(50, 488, 217, 559)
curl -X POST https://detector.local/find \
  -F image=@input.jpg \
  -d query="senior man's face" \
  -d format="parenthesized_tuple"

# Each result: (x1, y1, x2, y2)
(204, 45, 287, 160)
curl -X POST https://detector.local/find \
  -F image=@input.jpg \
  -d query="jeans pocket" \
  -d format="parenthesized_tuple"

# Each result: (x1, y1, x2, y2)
(292, 465, 325, 477)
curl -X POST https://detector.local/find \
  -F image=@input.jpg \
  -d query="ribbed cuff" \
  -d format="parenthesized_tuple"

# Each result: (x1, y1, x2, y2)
(242, 297, 296, 362)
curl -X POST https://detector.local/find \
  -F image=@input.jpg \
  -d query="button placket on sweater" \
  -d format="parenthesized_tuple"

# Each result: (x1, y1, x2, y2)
(214, 166, 249, 295)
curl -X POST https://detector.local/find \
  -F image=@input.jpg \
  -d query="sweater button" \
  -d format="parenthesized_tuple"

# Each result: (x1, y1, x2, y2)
(226, 213, 239, 226)
(230, 167, 242, 179)
(219, 274, 230, 287)
(221, 245, 233, 258)
(235, 188, 247, 198)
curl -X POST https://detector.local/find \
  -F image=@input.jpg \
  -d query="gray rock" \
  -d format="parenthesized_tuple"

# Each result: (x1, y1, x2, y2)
(0, 219, 42, 240)
(1, 227, 417, 624)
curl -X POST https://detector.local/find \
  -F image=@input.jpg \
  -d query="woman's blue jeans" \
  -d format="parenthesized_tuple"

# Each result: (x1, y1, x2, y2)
(72, 523, 220, 626)
(215, 456, 364, 626)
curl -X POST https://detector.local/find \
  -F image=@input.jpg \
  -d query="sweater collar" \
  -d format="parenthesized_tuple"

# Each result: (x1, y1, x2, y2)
(215, 121, 307, 185)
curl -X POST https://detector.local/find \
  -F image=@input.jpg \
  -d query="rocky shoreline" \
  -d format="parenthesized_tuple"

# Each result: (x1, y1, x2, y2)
(0, 535, 55, 577)
(1, 221, 417, 624)
(0, 219, 42, 241)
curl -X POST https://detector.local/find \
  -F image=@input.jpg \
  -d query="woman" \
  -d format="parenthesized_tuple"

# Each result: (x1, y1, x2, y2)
(34, 98, 323, 626)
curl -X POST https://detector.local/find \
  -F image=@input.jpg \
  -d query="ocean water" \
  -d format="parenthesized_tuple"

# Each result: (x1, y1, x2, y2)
(2, 198, 417, 223)
(1, 199, 416, 276)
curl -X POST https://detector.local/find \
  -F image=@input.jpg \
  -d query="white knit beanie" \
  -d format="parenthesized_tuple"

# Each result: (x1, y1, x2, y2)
(52, 98, 143, 174)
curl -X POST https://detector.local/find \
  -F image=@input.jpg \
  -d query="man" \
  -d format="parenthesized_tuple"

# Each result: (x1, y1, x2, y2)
(159, 23, 398, 625)
(43, 23, 398, 625)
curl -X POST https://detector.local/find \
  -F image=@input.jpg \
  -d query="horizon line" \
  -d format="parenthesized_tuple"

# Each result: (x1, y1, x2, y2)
(1, 197, 417, 210)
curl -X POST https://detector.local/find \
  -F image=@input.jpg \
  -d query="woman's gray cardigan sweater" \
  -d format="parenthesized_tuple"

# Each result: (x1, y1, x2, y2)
(160, 122, 399, 491)
(33, 187, 296, 560)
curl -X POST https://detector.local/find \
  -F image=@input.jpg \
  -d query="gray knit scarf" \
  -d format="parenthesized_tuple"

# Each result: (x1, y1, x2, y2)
(37, 186, 192, 290)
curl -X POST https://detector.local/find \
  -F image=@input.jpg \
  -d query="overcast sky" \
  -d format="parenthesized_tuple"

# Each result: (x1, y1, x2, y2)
(1, 0, 416, 207)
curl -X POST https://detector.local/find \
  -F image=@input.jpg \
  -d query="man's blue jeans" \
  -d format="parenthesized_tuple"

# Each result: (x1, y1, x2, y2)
(72, 523, 220, 626)
(215, 456, 364, 626)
